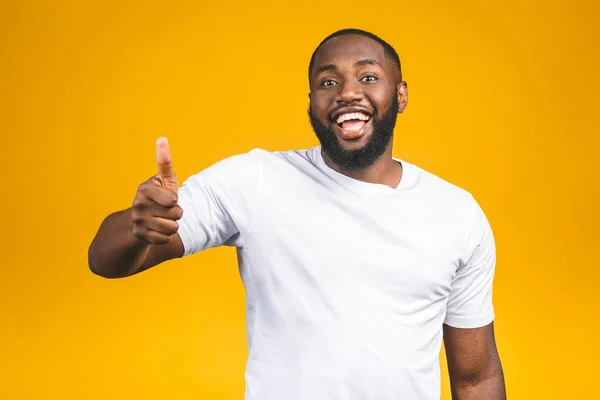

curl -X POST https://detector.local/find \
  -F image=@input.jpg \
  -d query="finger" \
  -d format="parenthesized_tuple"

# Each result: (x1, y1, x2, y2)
(143, 230, 173, 245)
(143, 183, 178, 207)
(132, 223, 172, 245)
(155, 137, 173, 177)
(144, 217, 179, 236)
(155, 137, 178, 193)
(151, 204, 183, 221)
(139, 201, 183, 220)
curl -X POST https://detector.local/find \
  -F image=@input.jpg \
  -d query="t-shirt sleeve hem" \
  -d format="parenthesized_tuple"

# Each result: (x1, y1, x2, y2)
(443, 312, 495, 329)
(177, 220, 195, 257)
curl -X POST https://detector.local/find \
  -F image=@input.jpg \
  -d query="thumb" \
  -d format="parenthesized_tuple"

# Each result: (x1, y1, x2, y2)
(155, 137, 179, 193)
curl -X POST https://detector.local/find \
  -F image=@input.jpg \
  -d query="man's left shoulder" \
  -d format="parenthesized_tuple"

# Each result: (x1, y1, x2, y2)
(404, 160, 480, 211)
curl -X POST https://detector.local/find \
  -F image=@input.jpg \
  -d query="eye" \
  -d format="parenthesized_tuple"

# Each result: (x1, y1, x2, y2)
(321, 79, 337, 87)
(361, 75, 378, 82)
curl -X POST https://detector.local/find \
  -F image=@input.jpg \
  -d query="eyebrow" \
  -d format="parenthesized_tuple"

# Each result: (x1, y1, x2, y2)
(314, 63, 337, 76)
(355, 58, 382, 68)
(314, 58, 383, 76)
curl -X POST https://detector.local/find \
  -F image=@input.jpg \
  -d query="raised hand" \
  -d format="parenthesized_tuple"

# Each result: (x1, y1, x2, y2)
(131, 137, 183, 245)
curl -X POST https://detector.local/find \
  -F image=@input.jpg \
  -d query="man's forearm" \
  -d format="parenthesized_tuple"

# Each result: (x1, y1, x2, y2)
(451, 369, 506, 400)
(88, 208, 150, 278)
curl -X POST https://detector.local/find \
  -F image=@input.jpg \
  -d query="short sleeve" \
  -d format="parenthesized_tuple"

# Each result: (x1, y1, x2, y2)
(176, 150, 261, 257)
(444, 198, 497, 329)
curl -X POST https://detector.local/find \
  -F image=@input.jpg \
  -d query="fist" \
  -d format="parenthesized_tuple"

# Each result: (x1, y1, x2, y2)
(131, 137, 183, 245)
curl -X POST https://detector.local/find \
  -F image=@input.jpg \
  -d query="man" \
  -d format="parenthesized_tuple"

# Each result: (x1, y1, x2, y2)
(89, 29, 506, 400)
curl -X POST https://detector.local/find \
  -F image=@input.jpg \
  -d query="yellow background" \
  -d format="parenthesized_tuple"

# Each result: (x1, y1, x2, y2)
(1, 0, 598, 398)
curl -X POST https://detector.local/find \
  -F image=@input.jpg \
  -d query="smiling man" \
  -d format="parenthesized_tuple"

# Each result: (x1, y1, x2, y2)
(89, 29, 506, 400)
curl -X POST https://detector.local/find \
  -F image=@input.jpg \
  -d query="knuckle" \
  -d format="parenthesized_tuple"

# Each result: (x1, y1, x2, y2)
(175, 206, 183, 220)
(157, 220, 175, 236)
(163, 191, 177, 206)
(132, 196, 146, 210)
(131, 212, 141, 223)
(132, 226, 146, 240)
(145, 189, 156, 199)
(166, 222, 179, 235)
(131, 209, 145, 223)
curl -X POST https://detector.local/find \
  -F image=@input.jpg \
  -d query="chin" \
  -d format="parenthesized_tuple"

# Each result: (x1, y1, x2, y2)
(335, 134, 372, 152)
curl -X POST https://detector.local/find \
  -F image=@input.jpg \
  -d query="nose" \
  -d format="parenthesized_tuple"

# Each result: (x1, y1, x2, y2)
(336, 79, 363, 104)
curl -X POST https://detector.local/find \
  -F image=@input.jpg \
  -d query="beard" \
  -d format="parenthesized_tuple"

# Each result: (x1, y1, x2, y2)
(309, 95, 400, 171)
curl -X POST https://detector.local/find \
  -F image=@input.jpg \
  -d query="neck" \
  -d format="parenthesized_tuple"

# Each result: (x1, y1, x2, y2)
(321, 142, 403, 188)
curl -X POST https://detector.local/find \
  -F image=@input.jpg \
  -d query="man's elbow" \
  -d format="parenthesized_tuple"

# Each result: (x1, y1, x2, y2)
(87, 243, 121, 279)
(452, 367, 506, 399)
(457, 367, 503, 387)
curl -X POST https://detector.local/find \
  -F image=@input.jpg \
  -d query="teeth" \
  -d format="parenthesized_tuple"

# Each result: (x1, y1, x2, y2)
(336, 112, 370, 124)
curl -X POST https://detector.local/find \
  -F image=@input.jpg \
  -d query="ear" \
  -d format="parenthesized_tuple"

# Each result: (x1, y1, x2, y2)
(397, 81, 408, 113)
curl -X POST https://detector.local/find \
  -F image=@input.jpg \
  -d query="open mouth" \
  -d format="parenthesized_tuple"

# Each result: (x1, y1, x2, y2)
(333, 111, 372, 140)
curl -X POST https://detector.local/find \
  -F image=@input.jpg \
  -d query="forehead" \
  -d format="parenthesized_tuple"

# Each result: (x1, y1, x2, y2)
(312, 34, 387, 71)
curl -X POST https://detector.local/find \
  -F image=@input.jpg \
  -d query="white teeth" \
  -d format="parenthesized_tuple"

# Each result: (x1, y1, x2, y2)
(336, 112, 370, 124)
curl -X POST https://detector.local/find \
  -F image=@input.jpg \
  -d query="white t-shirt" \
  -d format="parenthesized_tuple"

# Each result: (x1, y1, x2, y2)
(177, 146, 496, 400)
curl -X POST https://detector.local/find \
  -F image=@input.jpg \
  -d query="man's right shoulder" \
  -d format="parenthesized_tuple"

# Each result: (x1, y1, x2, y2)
(235, 146, 319, 170)
(247, 146, 316, 161)
(186, 146, 317, 182)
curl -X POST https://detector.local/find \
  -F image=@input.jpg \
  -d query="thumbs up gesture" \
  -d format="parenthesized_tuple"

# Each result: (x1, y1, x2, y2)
(155, 137, 179, 193)
(131, 137, 183, 245)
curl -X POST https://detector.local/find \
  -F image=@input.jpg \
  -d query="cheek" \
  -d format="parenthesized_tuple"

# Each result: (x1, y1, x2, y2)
(310, 94, 332, 120)
(368, 86, 396, 111)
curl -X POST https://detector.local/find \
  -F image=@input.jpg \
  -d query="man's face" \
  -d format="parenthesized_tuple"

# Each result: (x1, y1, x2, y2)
(308, 34, 407, 171)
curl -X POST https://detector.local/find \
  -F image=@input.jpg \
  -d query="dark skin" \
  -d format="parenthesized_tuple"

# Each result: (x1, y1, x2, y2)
(309, 34, 407, 188)
(310, 34, 506, 400)
(89, 33, 506, 399)
(444, 322, 506, 399)
(88, 137, 185, 278)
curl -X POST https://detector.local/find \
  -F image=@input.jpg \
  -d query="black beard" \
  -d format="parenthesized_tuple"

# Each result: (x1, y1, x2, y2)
(309, 95, 400, 171)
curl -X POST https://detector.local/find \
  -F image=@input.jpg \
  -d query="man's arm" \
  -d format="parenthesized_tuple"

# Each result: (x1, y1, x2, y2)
(88, 137, 184, 278)
(443, 322, 506, 400)
(88, 207, 184, 278)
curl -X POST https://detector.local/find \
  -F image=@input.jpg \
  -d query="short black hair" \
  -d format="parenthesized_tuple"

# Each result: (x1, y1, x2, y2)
(308, 28, 402, 85)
